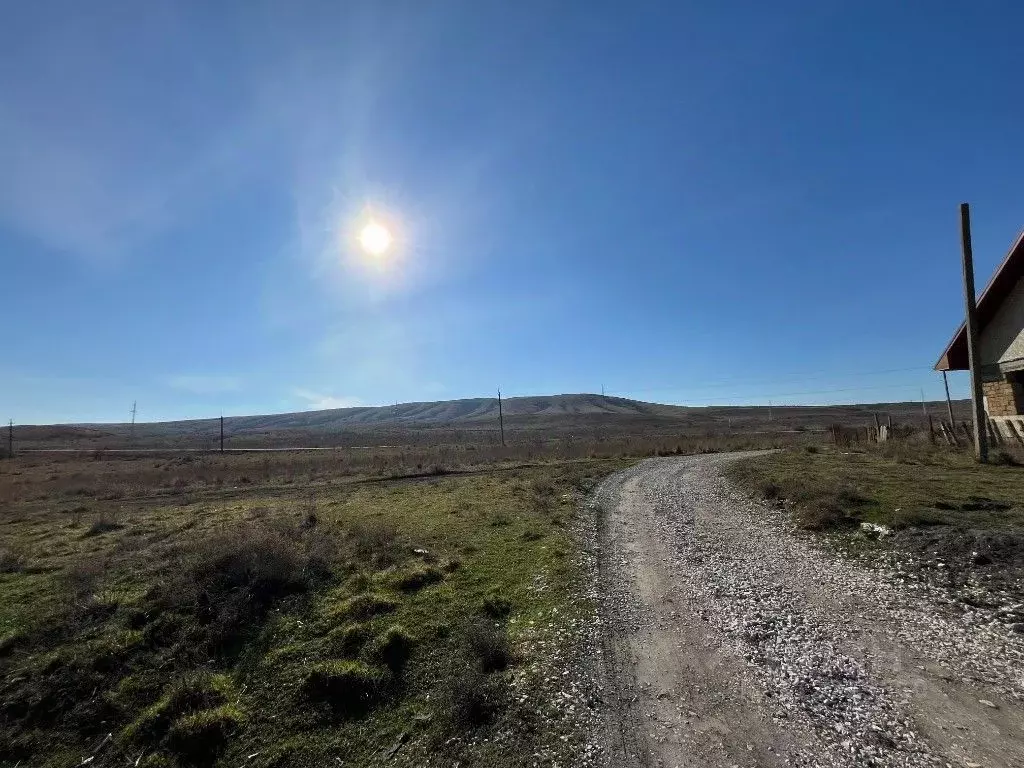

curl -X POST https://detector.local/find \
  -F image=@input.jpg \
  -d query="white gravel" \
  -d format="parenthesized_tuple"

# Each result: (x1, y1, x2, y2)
(587, 454, 1024, 768)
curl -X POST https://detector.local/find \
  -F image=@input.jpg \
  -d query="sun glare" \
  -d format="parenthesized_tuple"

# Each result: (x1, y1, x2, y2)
(358, 220, 393, 257)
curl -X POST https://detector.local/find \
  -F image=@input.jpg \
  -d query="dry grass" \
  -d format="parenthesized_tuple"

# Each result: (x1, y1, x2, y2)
(729, 441, 1024, 532)
(0, 430, 811, 508)
(0, 442, 641, 768)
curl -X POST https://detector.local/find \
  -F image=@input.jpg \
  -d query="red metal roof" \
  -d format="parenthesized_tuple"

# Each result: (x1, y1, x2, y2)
(935, 229, 1024, 371)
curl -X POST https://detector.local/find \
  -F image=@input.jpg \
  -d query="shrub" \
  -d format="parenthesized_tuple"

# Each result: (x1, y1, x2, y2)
(396, 565, 444, 592)
(165, 704, 244, 761)
(156, 521, 337, 654)
(300, 661, 388, 715)
(369, 625, 414, 672)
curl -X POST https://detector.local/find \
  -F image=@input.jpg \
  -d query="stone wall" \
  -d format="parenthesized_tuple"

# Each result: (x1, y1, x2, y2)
(983, 376, 1024, 417)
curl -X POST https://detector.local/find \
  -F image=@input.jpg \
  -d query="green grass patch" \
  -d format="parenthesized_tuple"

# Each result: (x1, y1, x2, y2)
(728, 443, 1024, 531)
(0, 453, 628, 767)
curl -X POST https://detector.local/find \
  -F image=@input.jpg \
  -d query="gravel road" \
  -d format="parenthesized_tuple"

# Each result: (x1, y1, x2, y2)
(590, 453, 1024, 768)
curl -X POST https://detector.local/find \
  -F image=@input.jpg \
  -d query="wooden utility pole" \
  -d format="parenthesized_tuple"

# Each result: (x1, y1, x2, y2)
(220, 415, 225, 453)
(960, 203, 988, 462)
(129, 401, 137, 443)
(497, 389, 505, 447)
(7, 419, 12, 458)
(942, 370, 955, 426)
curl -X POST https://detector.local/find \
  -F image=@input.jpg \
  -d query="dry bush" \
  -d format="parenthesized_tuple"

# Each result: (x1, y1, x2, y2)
(991, 447, 1023, 467)
(84, 510, 123, 537)
(792, 486, 869, 531)
(0, 545, 27, 573)
(369, 625, 415, 672)
(300, 660, 389, 716)
(464, 619, 512, 674)
(441, 665, 503, 730)
(62, 556, 111, 609)
(344, 521, 402, 568)
(154, 519, 340, 654)
(438, 619, 513, 732)
(396, 565, 444, 592)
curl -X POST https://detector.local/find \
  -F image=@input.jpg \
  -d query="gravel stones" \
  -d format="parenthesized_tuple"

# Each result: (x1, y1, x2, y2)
(587, 454, 1024, 768)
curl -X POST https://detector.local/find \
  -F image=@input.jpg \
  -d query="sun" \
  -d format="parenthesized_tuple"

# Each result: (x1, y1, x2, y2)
(358, 220, 393, 257)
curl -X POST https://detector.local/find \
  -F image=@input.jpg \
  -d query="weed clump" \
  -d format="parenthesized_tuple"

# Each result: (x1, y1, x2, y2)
(345, 522, 402, 568)
(0, 545, 27, 573)
(300, 660, 389, 715)
(442, 666, 503, 729)
(333, 593, 398, 621)
(152, 520, 338, 655)
(396, 565, 444, 592)
(84, 512, 123, 537)
(122, 671, 235, 747)
(369, 625, 414, 672)
(165, 704, 244, 762)
(465, 619, 512, 673)
(480, 593, 512, 619)
(328, 622, 372, 657)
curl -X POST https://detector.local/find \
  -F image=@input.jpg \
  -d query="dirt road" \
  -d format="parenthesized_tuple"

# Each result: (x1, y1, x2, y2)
(592, 454, 1024, 768)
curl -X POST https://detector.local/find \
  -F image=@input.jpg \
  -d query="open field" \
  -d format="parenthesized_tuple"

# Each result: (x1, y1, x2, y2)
(7, 423, 1021, 767)
(8, 394, 972, 451)
(0, 446, 638, 767)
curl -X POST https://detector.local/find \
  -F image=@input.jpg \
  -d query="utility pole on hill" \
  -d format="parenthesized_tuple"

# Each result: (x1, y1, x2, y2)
(959, 203, 988, 462)
(497, 389, 506, 447)
(129, 401, 137, 443)
(220, 414, 225, 453)
(7, 419, 12, 459)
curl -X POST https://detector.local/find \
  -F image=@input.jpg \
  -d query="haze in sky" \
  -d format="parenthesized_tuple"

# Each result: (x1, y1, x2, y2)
(3, 1, 1023, 424)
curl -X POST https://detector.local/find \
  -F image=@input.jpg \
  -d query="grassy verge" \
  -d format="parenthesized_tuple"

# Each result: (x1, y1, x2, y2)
(728, 443, 1024, 531)
(727, 442, 1024, 607)
(0, 453, 629, 767)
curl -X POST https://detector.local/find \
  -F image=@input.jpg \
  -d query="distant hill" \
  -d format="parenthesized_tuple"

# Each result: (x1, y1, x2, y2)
(13, 393, 973, 450)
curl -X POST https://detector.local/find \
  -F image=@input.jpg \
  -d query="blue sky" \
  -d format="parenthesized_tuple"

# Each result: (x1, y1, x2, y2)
(3, 1, 1024, 424)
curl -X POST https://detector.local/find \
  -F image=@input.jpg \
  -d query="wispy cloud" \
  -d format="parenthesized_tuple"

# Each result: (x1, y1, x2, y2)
(293, 389, 363, 410)
(168, 375, 242, 395)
